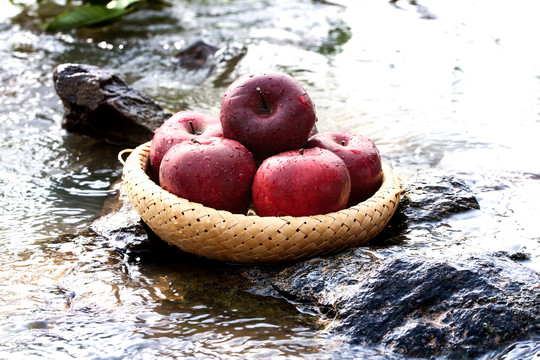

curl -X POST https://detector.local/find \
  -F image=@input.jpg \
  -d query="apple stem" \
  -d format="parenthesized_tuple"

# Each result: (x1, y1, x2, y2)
(256, 87, 271, 113)
(188, 121, 196, 135)
(341, 140, 346, 146)
(191, 138, 200, 144)
(299, 148, 304, 155)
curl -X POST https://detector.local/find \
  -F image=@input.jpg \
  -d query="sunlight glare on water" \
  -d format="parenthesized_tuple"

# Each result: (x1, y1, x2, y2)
(327, 0, 540, 270)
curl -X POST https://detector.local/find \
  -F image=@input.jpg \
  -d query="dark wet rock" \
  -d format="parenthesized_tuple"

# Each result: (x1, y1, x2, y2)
(493, 250, 533, 263)
(53, 63, 172, 146)
(174, 41, 247, 70)
(267, 250, 540, 359)
(90, 181, 198, 262)
(390, 0, 437, 20)
(174, 40, 247, 83)
(214, 42, 248, 64)
(366, 171, 481, 247)
(90, 181, 150, 250)
(400, 171, 480, 222)
(177, 41, 247, 68)
(174, 40, 220, 69)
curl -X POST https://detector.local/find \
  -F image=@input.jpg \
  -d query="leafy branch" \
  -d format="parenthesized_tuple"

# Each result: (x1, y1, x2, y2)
(40, 0, 149, 30)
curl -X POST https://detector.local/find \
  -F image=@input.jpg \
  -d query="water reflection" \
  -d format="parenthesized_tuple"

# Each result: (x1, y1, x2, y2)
(0, 132, 123, 241)
(0, 233, 335, 359)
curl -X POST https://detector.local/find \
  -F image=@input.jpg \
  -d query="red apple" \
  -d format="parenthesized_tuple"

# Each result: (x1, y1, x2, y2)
(252, 147, 351, 217)
(159, 138, 257, 214)
(305, 131, 383, 206)
(149, 111, 223, 179)
(220, 71, 317, 159)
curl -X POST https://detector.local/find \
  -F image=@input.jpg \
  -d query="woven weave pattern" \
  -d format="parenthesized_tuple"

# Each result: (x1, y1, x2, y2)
(122, 142, 404, 263)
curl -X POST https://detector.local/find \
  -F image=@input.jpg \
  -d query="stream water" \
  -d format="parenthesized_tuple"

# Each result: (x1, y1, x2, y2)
(1, 0, 539, 359)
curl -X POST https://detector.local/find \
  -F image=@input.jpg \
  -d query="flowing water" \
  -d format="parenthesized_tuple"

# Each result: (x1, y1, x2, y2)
(0, 0, 539, 358)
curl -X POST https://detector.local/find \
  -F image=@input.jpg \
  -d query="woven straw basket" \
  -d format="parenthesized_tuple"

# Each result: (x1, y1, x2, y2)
(120, 141, 404, 264)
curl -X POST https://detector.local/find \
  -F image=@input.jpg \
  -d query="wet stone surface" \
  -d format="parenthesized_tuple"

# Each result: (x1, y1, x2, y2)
(174, 40, 220, 69)
(90, 181, 151, 251)
(266, 251, 539, 359)
(53, 63, 173, 146)
(398, 171, 480, 223)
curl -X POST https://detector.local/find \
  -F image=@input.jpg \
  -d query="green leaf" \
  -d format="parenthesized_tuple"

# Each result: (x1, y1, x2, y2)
(41, 0, 145, 30)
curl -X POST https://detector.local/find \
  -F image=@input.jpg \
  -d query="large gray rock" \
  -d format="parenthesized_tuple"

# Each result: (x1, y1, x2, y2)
(267, 250, 539, 359)
(53, 63, 172, 146)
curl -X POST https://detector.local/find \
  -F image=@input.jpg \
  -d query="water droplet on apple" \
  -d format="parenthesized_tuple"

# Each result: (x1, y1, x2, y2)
(204, 156, 211, 161)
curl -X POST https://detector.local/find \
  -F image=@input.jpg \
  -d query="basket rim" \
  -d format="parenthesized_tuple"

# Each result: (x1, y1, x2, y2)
(121, 141, 405, 263)
(123, 141, 403, 220)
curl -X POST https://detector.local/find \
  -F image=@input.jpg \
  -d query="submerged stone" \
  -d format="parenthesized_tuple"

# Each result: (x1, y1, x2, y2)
(90, 181, 150, 250)
(365, 170, 482, 247)
(174, 40, 220, 69)
(174, 41, 247, 68)
(53, 63, 172, 146)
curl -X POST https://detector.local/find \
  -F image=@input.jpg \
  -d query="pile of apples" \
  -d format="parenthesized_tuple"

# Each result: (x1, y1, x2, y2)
(149, 71, 383, 217)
